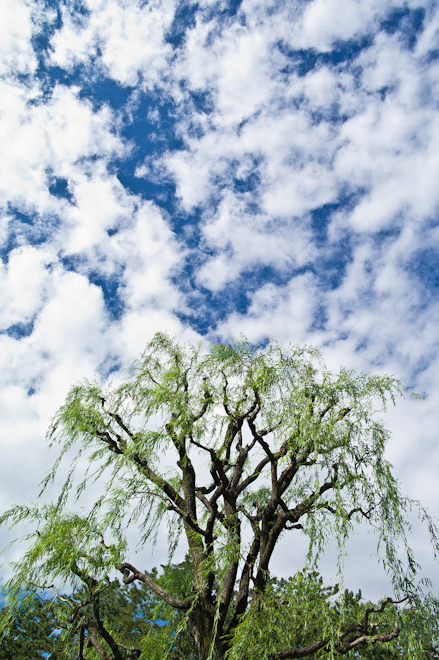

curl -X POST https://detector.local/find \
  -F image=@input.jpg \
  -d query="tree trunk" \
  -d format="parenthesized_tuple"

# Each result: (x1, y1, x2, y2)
(187, 598, 224, 660)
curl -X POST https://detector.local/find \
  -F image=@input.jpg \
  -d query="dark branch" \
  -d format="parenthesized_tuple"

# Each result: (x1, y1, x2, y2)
(334, 407, 350, 422)
(118, 562, 193, 610)
(165, 500, 209, 537)
(273, 639, 329, 658)
(273, 596, 408, 658)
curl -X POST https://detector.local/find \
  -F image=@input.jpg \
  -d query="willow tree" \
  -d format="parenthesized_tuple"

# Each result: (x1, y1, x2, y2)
(2, 334, 439, 659)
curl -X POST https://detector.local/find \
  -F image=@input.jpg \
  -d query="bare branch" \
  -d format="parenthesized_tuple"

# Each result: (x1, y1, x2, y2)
(30, 582, 75, 609)
(273, 599, 406, 659)
(317, 503, 377, 521)
(362, 596, 409, 632)
(237, 455, 272, 494)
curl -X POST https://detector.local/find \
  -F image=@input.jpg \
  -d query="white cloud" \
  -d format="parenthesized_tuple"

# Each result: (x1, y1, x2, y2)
(293, 0, 386, 51)
(64, 165, 135, 255)
(49, 0, 175, 88)
(0, 0, 37, 76)
(333, 46, 439, 232)
(32, 268, 107, 358)
(0, 245, 52, 329)
(179, 20, 283, 126)
(302, 67, 340, 111)
(115, 200, 184, 311)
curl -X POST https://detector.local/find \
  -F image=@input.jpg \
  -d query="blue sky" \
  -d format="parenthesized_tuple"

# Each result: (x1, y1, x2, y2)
(0, 0, 438, 598)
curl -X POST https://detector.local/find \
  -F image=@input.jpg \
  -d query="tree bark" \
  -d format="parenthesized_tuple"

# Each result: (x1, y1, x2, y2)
(187, 598, 224, 660)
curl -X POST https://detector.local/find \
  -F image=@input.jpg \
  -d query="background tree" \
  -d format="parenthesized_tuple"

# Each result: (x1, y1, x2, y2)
(0, 561, 196, 659)
(0, 593, 64, 660)
(1, 333, 439, 659)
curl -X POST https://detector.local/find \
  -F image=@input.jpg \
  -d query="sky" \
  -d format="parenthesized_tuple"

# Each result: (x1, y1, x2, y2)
(0, 0, 438, 600)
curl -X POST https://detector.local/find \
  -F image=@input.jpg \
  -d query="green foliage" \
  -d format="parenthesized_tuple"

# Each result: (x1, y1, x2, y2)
(227, 571, 337, 660)
(228, 572, 439, 660)
(0, 594, 65, 659)
(1, 333, 438, 659)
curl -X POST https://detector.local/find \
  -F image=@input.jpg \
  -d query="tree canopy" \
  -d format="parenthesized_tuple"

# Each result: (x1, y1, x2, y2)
(1, 333, 439, 659)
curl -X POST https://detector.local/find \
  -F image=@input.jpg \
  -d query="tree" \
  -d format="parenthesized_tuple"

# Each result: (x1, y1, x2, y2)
(1, 333, 439, 659)
(0, 593, 65, 659)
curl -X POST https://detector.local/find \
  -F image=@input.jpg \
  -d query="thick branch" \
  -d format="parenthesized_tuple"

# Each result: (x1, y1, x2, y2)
(165, 500, 209, 537)
(255, 465, 339, 588)
(225, 532, 261, 639)
(334, 407, 350, 422)
(191, 437, 230, 491)
(337, 621, 400, 654)
(118, 562, 193, 610)
(79, 625, 86, 660)
(237, 455, 272, 494)
(87, 627, 111, 660)
(273, 639, 329, 659)
(191, 386, 212, 422)
(92, 596, 124, 660)
(238, 435, 298, 496)
(195, 488, 227, 527)
(273, 597, 406, 659)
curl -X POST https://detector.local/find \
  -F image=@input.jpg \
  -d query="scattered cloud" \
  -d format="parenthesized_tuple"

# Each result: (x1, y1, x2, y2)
(0, 0, 438, 598)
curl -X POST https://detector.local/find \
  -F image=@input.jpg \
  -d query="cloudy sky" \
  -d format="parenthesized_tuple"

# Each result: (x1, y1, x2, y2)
(1, 0, 438, 599)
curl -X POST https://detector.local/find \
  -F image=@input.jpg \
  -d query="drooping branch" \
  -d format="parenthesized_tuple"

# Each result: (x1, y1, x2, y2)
(191, 385, 213, 423)
(165, 500, 210, 537)
(319, 503, 377, 521)
(286, 464, 339, 523)
(100, 400, 134, 443)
